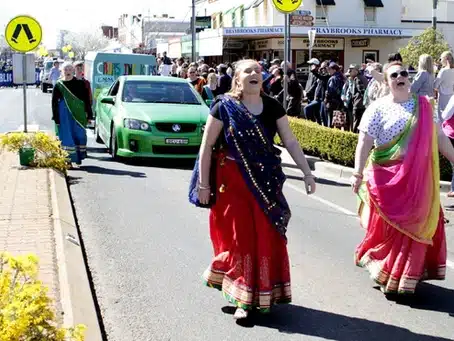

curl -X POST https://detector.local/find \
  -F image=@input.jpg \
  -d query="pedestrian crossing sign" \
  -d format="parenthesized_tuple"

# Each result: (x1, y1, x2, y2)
(5, 15, 42, 53)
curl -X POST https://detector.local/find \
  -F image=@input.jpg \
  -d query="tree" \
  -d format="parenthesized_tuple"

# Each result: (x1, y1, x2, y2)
(399, 27, 451, 68)
(64, 31, 110, 60)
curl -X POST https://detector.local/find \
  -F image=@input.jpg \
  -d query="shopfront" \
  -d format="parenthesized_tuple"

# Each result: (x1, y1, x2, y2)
(249, 37, 345, 67)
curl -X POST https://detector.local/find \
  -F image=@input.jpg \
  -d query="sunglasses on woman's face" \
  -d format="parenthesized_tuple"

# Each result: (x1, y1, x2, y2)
(390, 70, 409, 79)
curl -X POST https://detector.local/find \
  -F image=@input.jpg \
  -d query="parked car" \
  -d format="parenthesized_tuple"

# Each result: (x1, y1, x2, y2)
(94, 75, 209, 159)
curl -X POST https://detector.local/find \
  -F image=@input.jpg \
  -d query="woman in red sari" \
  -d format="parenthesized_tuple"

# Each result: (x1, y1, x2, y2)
(189, 59, 316, 320)
(351, 61, 454, 295)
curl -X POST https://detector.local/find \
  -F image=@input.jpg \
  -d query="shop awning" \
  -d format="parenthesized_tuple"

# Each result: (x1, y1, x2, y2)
(244, 0, 263, 10)
(224, 7, 236, 15)
(252, 0, 264, 8)
(363, 0, 384, 7)
(316, 0, 336, 5)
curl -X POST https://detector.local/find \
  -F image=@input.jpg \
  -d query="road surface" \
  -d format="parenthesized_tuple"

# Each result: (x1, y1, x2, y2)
(1, 87, 453, 341)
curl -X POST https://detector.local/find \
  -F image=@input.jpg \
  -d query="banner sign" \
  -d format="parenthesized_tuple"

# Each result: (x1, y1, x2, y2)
(0, 69, 41, 86)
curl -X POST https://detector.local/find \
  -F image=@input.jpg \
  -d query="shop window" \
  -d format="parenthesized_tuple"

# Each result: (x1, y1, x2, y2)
(364, 7, 376, 22)
(315, 6, 327, 23)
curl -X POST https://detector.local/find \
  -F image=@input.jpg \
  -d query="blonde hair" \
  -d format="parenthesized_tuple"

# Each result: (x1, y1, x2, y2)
(227, 59, 261, 100)
(441, 51, 454, 68)
(207, 72, 217, 88)
(418, 54, 434, 74)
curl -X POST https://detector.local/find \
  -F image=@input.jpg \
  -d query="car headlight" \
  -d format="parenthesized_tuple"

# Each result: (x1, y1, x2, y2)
(124, 119, 150, 131)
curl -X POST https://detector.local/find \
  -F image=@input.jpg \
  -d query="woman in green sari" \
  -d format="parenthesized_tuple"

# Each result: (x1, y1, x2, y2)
(51, 62, 93, 166)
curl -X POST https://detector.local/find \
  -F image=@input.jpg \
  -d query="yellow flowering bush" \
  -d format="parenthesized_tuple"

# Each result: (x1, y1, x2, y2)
(0, 252, 86, 340)
(0, 132, 69, 173)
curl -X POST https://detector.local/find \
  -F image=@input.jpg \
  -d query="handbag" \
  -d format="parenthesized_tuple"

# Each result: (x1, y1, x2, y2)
(332, 110, 347, 129)
(188, 153, 217, 208)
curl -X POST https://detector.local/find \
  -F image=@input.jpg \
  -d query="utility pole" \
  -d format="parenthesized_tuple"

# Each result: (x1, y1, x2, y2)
(432, 0, 438, 30)
(191, 0, 196, 62)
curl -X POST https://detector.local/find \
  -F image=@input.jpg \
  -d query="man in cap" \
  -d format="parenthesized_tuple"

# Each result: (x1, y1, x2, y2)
(344, 63, 368, 132)
(303, 58, 322, 123)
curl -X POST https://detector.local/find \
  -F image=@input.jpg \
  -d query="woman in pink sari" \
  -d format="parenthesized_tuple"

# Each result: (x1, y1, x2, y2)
(351, 61, 454, 295)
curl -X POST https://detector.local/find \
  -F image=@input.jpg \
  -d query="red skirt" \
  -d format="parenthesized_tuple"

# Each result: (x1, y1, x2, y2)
(203, 156, 291, 312)
(355, 205, 447, 294)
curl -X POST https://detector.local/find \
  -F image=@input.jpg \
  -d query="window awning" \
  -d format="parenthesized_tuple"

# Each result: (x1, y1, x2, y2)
(224, 7, 236, 15)
(252, 0, 264, 8)
(244, 0, 263, 10)
(363, 0, 384, 7)
(316, 0, 336, 5)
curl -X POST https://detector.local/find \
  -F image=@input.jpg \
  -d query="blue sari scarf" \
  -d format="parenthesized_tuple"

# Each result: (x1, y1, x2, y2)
(189, 95, 291, 238)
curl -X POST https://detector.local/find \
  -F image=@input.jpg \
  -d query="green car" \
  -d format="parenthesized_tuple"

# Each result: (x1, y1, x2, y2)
(94, 75, 210, 159)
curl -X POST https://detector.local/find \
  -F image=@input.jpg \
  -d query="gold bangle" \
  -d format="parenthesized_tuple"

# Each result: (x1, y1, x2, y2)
(353, 172, 363, 179)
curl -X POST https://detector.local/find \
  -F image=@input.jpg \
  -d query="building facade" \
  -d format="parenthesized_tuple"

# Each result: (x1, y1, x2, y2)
(183, 0, 433, 68)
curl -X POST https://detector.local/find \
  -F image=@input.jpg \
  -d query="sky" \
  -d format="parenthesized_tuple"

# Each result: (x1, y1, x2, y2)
(0, 0, 191, 49)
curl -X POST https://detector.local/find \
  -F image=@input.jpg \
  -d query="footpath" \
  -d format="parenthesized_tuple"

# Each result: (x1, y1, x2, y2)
(0, 149, 102, 340)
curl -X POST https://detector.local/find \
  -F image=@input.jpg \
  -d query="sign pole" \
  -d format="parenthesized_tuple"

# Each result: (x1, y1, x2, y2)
(272, 0, 302, 110)
(22, 53, 28, 133)
(5, 15, 42, 133)
(283, 14, 289, 110)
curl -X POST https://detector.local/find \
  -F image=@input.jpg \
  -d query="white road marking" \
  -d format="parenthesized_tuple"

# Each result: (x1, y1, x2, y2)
(285, 182, 357, 217)
(285, 177, 454, 270)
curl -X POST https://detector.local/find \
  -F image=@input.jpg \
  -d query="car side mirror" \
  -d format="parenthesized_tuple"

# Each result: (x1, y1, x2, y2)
(101, 97, 115, 105)
(205, 99, 212, 107)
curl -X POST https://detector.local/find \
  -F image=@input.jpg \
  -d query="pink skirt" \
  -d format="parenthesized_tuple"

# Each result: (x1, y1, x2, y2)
(355, 205, 447, 294)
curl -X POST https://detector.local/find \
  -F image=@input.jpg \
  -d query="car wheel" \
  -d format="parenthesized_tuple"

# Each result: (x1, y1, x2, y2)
(94, 118, 103, 144)
(42, 83, 47, 93)
(110, 125, 119, 160)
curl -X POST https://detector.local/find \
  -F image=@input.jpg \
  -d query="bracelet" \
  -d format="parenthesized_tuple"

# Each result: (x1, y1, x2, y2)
(303, 174, 315, 180)
(198, 184, 211, 190)
(352, 172, 363, 179)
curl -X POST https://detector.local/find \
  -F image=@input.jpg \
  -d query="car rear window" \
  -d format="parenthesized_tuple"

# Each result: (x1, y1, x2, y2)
(122, 80, 201, 105)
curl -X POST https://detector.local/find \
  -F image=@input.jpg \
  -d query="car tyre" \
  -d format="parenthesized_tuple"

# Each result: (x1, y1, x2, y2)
(94, 118, 103, 144)
(42, 83, 47, 93)
(110, 125, 119, 160)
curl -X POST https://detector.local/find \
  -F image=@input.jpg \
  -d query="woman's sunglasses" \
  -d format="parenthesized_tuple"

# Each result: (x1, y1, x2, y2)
(390, 70, 409, 79)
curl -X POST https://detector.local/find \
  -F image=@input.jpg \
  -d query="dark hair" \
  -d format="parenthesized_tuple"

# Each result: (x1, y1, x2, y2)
(388, 53, 403, 63)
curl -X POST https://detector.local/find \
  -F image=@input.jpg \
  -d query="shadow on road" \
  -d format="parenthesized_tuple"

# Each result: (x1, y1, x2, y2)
(120, 158, 195, 170)
(73, 165, 147, 178)
(386, 282, 454, 316)
(228, 304, 453, 340)
(67, 176, 83, 186)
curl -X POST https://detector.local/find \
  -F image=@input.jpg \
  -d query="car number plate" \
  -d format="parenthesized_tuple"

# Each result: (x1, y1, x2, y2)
(165, 138, 189, 145)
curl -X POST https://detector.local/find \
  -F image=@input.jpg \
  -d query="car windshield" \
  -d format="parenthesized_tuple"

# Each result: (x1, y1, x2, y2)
(122, 81, 201, 105)
(44, 61, 53, 71)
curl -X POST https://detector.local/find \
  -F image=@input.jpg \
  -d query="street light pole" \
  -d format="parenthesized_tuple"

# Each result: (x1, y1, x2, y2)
(191, 0, 197, 62)
(432, 0, 438, 30)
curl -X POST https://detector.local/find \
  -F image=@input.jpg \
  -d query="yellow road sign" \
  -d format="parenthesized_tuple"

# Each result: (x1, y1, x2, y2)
(5, 15, 42, 53)
(272, 0, 303, 14)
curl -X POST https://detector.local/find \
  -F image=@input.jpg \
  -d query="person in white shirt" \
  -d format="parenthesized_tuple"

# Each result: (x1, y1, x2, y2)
(434, 51, 454, 122)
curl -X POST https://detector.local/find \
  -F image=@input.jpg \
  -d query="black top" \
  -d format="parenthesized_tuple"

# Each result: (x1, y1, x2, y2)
(51, 78, 94, 124)
(210, 94, 287, 146)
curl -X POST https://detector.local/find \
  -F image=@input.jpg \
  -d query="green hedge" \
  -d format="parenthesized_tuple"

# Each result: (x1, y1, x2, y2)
(276, 117, 453, 181)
